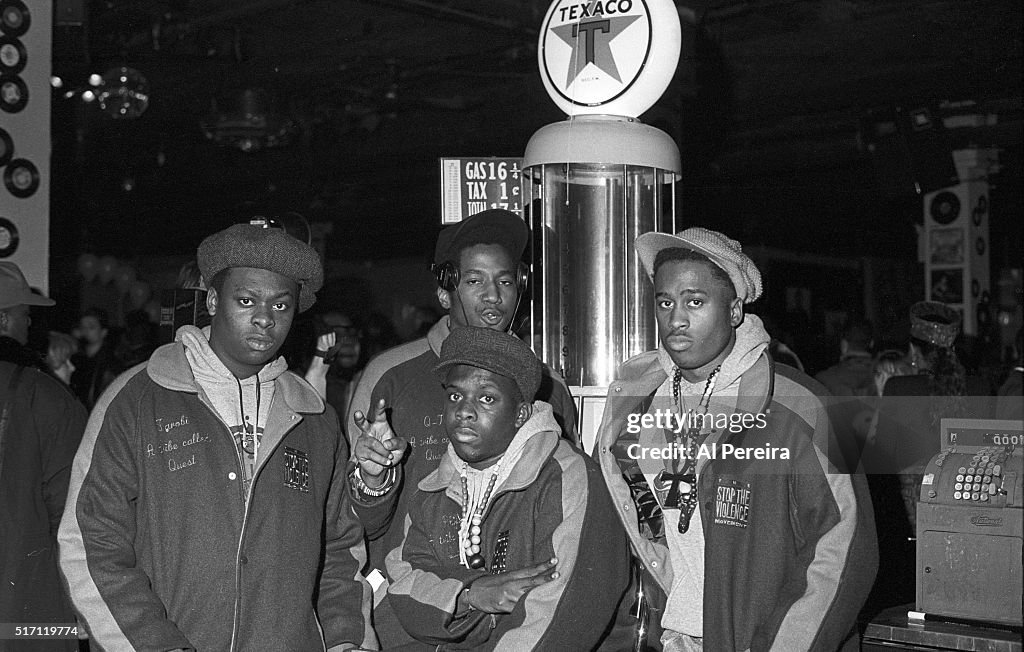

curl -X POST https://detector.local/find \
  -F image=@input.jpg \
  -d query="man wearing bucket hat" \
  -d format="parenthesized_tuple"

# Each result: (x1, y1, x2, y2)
(0, 263, 87, 652)
(344, 208, 577, 647)
(59, 224, 376, 651)
(595, 227, 877, 651)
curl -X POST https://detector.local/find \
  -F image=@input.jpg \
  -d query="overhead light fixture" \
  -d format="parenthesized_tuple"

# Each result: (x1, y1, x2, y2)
(200, 88, 297, 153)
(97, 66, 150, 119)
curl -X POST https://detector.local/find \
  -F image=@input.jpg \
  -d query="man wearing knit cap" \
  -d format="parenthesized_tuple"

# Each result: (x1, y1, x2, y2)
(344, 208, 577, 647)
(383, 327, 628, 650)
(59, 223, 377, 651)
(595, 227, 877, 651)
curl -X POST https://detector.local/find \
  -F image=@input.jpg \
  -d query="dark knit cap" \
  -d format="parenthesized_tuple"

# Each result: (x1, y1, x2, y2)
(434, 209, 529, 265)
(197, 224, 324, 312)
(435, 326, 542, 402)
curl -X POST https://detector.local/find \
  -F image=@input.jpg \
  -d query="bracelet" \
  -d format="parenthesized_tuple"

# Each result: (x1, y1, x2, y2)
(351, 466, 397, 498)
(313, 349, 330, 359)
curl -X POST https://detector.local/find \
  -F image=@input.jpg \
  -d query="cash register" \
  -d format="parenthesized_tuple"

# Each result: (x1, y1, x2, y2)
(915, 418, 1023, 626)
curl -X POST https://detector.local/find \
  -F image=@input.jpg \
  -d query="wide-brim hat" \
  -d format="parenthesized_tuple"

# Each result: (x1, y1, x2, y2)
(0, 262, 55, 310)
(634, 226, 763, 303)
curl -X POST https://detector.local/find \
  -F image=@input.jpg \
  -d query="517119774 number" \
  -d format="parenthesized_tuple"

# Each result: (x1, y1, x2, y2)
(0, 623, 80, 639)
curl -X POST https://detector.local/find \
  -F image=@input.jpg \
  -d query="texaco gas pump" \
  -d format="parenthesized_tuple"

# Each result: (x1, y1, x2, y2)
(524, 0, 682, 452)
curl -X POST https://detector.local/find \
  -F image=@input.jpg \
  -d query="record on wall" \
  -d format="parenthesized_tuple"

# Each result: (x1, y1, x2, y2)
(0, 35, 25, 75)
(0, 0, 29, 37)
(0, 216, 18, 257)
(0, 126, 12, 167)
(3, 157, 38, 197)
(928, 190, 961, 225)
(0, 73, 27, 112)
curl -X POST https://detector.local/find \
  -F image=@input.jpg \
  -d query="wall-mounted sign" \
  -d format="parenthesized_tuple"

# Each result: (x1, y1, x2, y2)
(439, 157, 525, 224)
(538, 0, 680, 118)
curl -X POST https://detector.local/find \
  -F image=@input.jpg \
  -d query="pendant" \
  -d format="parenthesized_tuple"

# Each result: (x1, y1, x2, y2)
(468, 554, 486, 570)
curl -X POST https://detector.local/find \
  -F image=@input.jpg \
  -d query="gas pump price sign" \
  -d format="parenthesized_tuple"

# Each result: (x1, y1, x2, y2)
(439, 157, 525, 224)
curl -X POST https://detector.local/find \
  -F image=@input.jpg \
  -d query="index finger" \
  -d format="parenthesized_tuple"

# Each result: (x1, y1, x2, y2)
(372, 398, 387, 422)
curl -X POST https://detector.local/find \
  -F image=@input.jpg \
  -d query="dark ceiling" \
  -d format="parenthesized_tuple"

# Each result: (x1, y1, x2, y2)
(50, 0, 1023, 266)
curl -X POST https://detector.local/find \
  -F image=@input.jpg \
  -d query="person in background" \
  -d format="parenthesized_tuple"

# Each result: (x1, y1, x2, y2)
(0, 262, 88, 652)
(59, 224, 375, 651)
(383, 327, 628, 650)
(870, 301, 993, 473)
(70, 307, 122, 409)
(596, 227, 876, 652)
(816, 317, 877, 470)
(305, 310, 365, 430)
(995, 328, 1022, 421)
(46, 330, 79, 386)
(346, 208, 578, 648)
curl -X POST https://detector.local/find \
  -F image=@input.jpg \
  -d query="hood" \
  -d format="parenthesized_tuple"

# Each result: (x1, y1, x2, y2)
(658, 313, 770, 397)
(421, 401, 561, 497)
(175, 326, 288, 440)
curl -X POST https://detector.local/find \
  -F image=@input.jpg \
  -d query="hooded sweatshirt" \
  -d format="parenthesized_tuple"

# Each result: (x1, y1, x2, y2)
(386, 402, 630, 651)
(596, 314, 878, 652)
(180, 326, 285, 499)
(650, 315, 770, 638)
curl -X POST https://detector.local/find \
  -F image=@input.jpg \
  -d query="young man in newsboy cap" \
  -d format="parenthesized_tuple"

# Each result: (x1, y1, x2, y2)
(379, 326, 628, 651)
(595, 227, 878, 651)
(59, 224, 377, 651)
(344, 208, 578, 647)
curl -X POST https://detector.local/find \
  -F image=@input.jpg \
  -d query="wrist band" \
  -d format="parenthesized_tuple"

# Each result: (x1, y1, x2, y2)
(352, 466, 396, 497)
(313, 349, 330, 359)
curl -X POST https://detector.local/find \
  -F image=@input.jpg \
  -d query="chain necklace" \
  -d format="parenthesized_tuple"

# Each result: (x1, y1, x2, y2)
(669, 364, 721, 533)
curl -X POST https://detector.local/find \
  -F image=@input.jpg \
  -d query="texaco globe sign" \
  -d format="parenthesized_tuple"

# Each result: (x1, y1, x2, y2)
(538, 0, 680, 118)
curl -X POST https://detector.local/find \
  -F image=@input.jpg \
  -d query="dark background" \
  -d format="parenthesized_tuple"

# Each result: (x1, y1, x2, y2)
(40, 0, 1024, 368)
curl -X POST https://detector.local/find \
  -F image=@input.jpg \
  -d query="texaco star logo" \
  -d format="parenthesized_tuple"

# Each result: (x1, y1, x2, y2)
(541, 0, 651, 108)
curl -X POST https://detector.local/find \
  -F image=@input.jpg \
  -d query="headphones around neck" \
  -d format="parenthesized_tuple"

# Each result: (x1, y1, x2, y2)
(431, 260, 529, 294)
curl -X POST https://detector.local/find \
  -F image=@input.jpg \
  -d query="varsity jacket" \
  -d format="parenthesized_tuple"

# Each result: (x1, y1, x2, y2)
(596, 338, 878, 651)
(345, 318, 578, 572)
(58, 328, 376, 652)
(386, 403, 629, 651)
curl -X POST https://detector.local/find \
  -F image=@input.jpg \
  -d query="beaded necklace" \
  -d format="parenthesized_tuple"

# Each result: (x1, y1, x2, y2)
(458, 462, 501, 569)
(669, 363, 721, 533)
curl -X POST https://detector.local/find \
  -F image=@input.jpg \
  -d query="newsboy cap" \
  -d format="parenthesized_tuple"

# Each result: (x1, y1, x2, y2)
(197, 224, 323, 312)
(435, 326, 541, 403)
(635, 226, 763, 303)
(434, 209, 529, 266)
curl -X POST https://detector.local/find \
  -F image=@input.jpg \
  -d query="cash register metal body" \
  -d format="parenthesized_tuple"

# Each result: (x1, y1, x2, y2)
(915, 418, 1023, 626)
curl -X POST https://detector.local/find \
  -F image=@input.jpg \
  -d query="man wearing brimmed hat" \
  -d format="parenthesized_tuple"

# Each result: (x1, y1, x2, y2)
(343, 208, 577, 647)
(595, 227, 877, 651)
(0, 262, 87, 652)
(381, 326, 627, 650)
(59, 224, 376, 651)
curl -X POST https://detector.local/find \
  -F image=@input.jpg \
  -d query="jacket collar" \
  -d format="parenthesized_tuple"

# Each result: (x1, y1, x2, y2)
(427, 318, 449, 357)
(146, 340, 324, 414)
(418, 410, 560, 497)
(601, 348, 775, 445)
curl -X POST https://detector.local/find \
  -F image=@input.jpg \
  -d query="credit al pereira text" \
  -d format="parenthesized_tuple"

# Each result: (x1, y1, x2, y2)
(627, 442, 791, 460)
